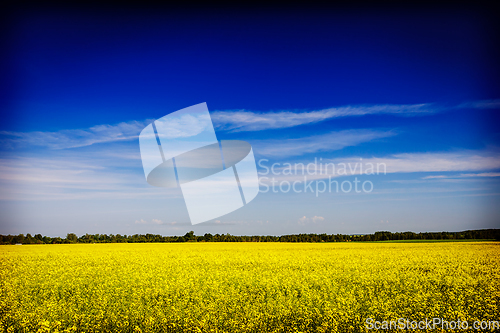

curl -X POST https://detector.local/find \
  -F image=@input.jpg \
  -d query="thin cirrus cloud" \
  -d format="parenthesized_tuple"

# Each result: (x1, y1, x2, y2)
(0, 105, 400, 150)
(320, 150, 500, 176)
(0, 120, 153, 150)
(0, 113, 211, 150)
(211, 99, 500, 132)
(134, 219, 183, 226)
(0, 99, 497, 150)
(456, 99, 500, 109)
(259, 149, 500, 183)
(0, 155, 182, 201)
(422, 172, 500, 179)
(298, 216, 325, 225)
(354, 151, 500, 174)
(0, 157, 109, 186)
(252, 129, 397, 158)
(211, 103, 438, 132)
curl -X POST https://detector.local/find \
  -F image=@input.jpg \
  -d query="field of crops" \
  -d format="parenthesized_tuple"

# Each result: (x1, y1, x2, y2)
(0, 242, 499, 332)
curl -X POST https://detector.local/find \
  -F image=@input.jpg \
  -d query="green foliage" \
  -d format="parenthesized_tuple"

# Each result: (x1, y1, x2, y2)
(0, 229, 498, 245)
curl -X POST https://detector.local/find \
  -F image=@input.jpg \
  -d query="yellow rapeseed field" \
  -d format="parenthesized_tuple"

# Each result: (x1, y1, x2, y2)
(0, 242, 499, 332)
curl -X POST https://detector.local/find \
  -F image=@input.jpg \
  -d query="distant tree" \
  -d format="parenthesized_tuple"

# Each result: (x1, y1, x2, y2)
(1, 229, 499, 245)
(52, 237, 62, 244)
(14, 234, 25, 244)
(184, 231, 195, 242)
(66, 233, 78, 243)
(24, 233, 34, 244)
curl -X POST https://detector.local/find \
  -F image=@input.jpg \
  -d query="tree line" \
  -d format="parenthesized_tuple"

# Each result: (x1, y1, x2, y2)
(0, 229, 499, 245)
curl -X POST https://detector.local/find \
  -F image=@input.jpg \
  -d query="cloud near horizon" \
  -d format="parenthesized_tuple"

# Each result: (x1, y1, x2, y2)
(135, 219, 181, 226)
(298, 216, 325, 225)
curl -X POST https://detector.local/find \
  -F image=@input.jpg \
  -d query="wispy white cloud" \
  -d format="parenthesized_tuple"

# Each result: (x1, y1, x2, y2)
(0, 117, 394, 154)
(212, 103, 438, 132)
(422, 172, 500, 179)
(354, 151, 500, 174)
(298, 215, 324, 225)
(198, 220, 247, 226)
(252, 129, 396, 157)
(258, 149, 500, 182)
(135, 219, 179, 225)
(457, 99, 500, 109)
(212, 99, 500, 132)
(0, 120, 153, 150)
(0, 155, 180, 201)
(1, 99, 497, 150)
(0, 113, 214, 150)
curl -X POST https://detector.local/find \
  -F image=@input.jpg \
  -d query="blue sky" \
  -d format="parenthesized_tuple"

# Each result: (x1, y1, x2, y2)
(1, 5, 499, 236)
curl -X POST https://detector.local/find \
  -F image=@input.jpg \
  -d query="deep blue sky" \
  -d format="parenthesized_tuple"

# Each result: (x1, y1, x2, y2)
(0, 3, 499, 236)
(3, 5, 499, 131)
